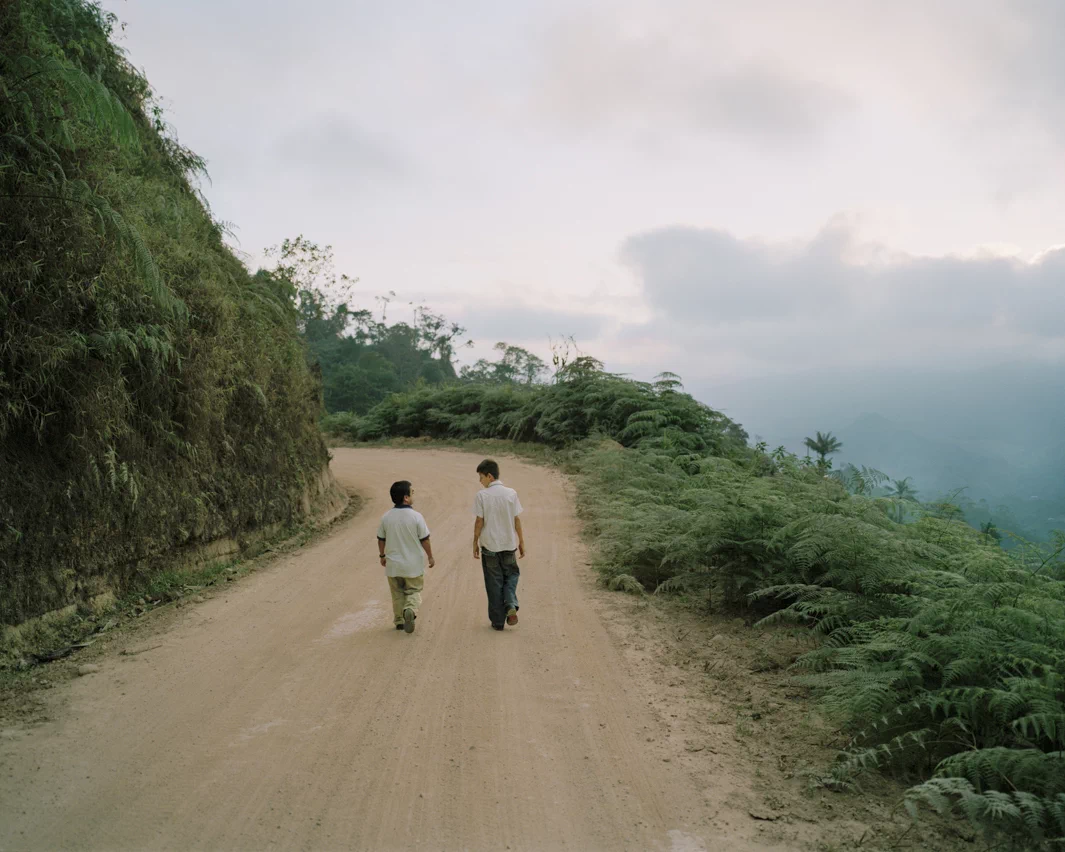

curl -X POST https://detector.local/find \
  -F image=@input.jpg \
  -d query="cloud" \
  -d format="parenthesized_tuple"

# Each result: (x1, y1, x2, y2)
(527, 0, 1065, 207)
(536, 9, 853, 142)
(456, 302, 608, 346)
(274, 115, 408, 188)
(989, 0, 1065, 140)
(617, 223, 1065, 379)
(689, 67, 853, 138)
(620, 225, 855, 322)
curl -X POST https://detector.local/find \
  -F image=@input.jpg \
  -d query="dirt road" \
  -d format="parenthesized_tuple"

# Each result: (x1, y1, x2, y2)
(0, 448, 773, 851)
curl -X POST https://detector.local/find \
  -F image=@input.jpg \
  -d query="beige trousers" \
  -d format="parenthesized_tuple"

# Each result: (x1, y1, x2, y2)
(387, 575, 424, 624)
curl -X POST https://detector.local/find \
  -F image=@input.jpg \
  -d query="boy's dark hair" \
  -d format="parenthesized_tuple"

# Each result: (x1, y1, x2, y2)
(389, 480, 412, 506)
(476, 459, 500, 480)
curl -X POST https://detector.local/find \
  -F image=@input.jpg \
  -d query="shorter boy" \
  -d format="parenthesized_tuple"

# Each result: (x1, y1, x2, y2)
(377, 480, 434, 634)
(472, 459, 525, 631)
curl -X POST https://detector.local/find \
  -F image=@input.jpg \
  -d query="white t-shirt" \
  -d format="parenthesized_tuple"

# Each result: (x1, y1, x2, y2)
(376, 507, 430, 578)
(473, 481, 523, 552)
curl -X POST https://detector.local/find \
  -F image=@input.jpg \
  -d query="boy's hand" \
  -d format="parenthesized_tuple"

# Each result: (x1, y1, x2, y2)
(473, 545, 480, 559)
(379, 555, 386, 567)
(518, 542, 526, 558)
(428, 556, 435, 569)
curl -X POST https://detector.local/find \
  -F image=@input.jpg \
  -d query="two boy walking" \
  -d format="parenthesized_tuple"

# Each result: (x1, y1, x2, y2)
(375, 459, 525, 634)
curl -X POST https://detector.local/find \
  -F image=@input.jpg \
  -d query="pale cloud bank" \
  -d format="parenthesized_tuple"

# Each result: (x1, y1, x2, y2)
(617, 222, 1065, 381)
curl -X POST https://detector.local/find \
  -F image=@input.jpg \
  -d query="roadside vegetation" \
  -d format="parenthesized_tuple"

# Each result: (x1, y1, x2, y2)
(0, 0, 327, 624)
(327, 358, 1065, 849)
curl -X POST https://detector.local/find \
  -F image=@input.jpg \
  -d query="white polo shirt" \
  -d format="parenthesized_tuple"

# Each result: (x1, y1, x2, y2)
(473, 481, 523, 552)
(376, 506, 430, 578)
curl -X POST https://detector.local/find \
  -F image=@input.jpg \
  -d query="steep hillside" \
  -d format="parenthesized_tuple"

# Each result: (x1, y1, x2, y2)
(0, 0, 328, 624)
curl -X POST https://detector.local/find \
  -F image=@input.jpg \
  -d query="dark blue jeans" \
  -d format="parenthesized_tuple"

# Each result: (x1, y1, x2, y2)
(481, 549, 519, 627)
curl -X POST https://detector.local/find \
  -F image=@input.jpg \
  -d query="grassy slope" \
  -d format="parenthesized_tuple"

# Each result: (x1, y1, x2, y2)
(0, 0, 327, 623)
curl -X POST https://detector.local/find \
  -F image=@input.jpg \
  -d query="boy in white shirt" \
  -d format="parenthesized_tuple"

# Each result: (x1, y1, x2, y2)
(472, 459, 525, 631)
(377, 480, 434, 634)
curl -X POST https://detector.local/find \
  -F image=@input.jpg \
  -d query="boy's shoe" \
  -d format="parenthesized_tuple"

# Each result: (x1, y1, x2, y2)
(506, 608, 518, 625)
(395, 623, 404, 630)
(492, 623, 505, 631)
(403, 608, 415, 634)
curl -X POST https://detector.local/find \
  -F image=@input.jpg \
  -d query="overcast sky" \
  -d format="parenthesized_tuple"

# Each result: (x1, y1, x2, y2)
(101, 0, 1064, 437)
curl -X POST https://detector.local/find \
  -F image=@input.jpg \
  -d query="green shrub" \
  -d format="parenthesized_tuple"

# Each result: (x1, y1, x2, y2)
(337, 366, 749, 455)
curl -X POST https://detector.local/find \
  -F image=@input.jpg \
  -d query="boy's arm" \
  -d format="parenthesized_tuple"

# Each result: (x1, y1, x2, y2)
(420, 537, 435, 569)
(377, 536, 386, 567)
(515, 516, 525, 558)
(473, 517, 484, 559)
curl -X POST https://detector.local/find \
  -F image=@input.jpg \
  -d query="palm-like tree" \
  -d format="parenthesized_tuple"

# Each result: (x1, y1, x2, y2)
(887, 477, 919, 502)
(803, 431, 843, 466)
(887, 477, 920, 522)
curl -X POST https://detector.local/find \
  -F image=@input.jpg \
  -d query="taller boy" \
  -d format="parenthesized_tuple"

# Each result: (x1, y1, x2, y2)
(472, 459, 525, 631)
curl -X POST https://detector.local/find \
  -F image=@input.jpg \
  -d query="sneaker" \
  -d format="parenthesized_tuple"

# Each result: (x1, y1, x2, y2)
(506, 608, 518, 626)
(492, 624, 505, 631)
(395, 623, 404, 630)
(403, 608, 415, 634)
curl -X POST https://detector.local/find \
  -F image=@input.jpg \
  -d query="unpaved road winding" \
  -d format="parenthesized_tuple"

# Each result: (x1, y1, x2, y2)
(1, 448, 770, 851)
